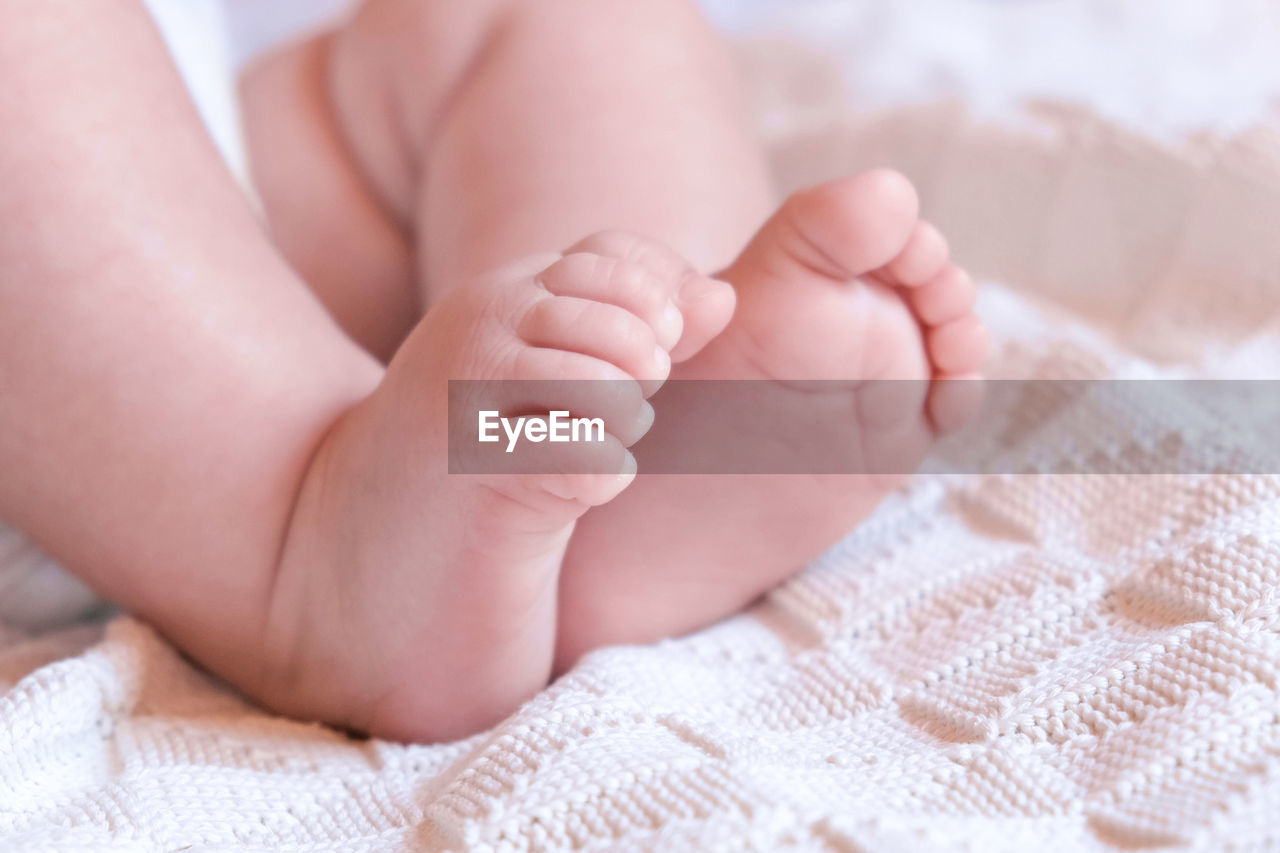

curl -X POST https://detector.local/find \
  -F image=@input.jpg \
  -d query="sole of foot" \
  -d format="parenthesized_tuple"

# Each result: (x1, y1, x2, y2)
(556, 169, 988, 669)
(259, 235, 735, 742)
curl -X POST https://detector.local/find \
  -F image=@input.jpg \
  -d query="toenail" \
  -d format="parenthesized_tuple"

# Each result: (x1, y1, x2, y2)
(660, 299, 682, 343)
(637, 400, 656, 437)
(654, 344, 671, 375)
(679, 275, 731, 303)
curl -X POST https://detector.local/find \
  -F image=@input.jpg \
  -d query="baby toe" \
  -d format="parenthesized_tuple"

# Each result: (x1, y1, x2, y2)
(927, 372, 985, 434)
(882, 221, 950, 287)
(926, 314, 989, 375)
(910, 264, 976, 327)
(567, 230, 735, 364)
(569, 230, 691, 283)
(518, 296, 669, 393)
(537, 253, 682, 350)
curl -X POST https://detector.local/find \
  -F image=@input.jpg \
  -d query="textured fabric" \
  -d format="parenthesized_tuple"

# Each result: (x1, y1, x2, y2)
(5, 38, 1280, 853)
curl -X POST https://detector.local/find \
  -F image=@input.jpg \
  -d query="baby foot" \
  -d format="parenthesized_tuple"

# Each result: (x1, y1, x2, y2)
(557, 170, 987, 664)
(256, 237, 732, 742)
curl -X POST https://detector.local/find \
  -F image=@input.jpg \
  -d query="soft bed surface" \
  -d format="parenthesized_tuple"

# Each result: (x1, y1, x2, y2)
(5, 35, 1280, 853)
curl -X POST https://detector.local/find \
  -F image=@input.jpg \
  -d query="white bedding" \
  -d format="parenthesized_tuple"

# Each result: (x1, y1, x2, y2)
(4, 5, 1280, 852)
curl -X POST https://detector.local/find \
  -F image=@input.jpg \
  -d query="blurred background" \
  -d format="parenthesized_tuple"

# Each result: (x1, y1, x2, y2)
(219, 0, 1280, 138)
(203, 0, 1280, 369)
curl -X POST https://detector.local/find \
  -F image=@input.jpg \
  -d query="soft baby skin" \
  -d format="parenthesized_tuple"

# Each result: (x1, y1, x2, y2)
(0, 0, 985, 742)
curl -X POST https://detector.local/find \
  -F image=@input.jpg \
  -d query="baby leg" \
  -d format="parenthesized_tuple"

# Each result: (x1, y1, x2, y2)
(243, 0, 772, 356)
(347, 1, 987, 665)
(0, 0, 702, 744)
(0, 0, 381, 710)
(245, 0, 985, 689)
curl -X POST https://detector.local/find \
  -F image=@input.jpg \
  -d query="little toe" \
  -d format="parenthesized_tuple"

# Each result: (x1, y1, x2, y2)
(926, 314, 989, 375)
(667, 274, 736, 363)
(927, 372, 985, 434)
(881, 221, 950, 287)
(911, 265, 977, 327)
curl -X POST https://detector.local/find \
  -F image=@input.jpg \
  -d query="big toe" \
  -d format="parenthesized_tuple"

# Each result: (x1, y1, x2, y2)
(733, 169, 920, 285)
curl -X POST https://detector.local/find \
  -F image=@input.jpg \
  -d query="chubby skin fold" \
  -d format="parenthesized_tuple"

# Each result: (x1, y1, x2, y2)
(0, 0, 986, 744)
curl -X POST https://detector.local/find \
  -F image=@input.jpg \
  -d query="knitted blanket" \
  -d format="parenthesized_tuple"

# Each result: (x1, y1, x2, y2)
(4, 42, 1280, 852)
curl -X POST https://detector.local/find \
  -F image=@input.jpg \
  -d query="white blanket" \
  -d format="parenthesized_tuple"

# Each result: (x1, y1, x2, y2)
(4, 20, 1280, 853)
